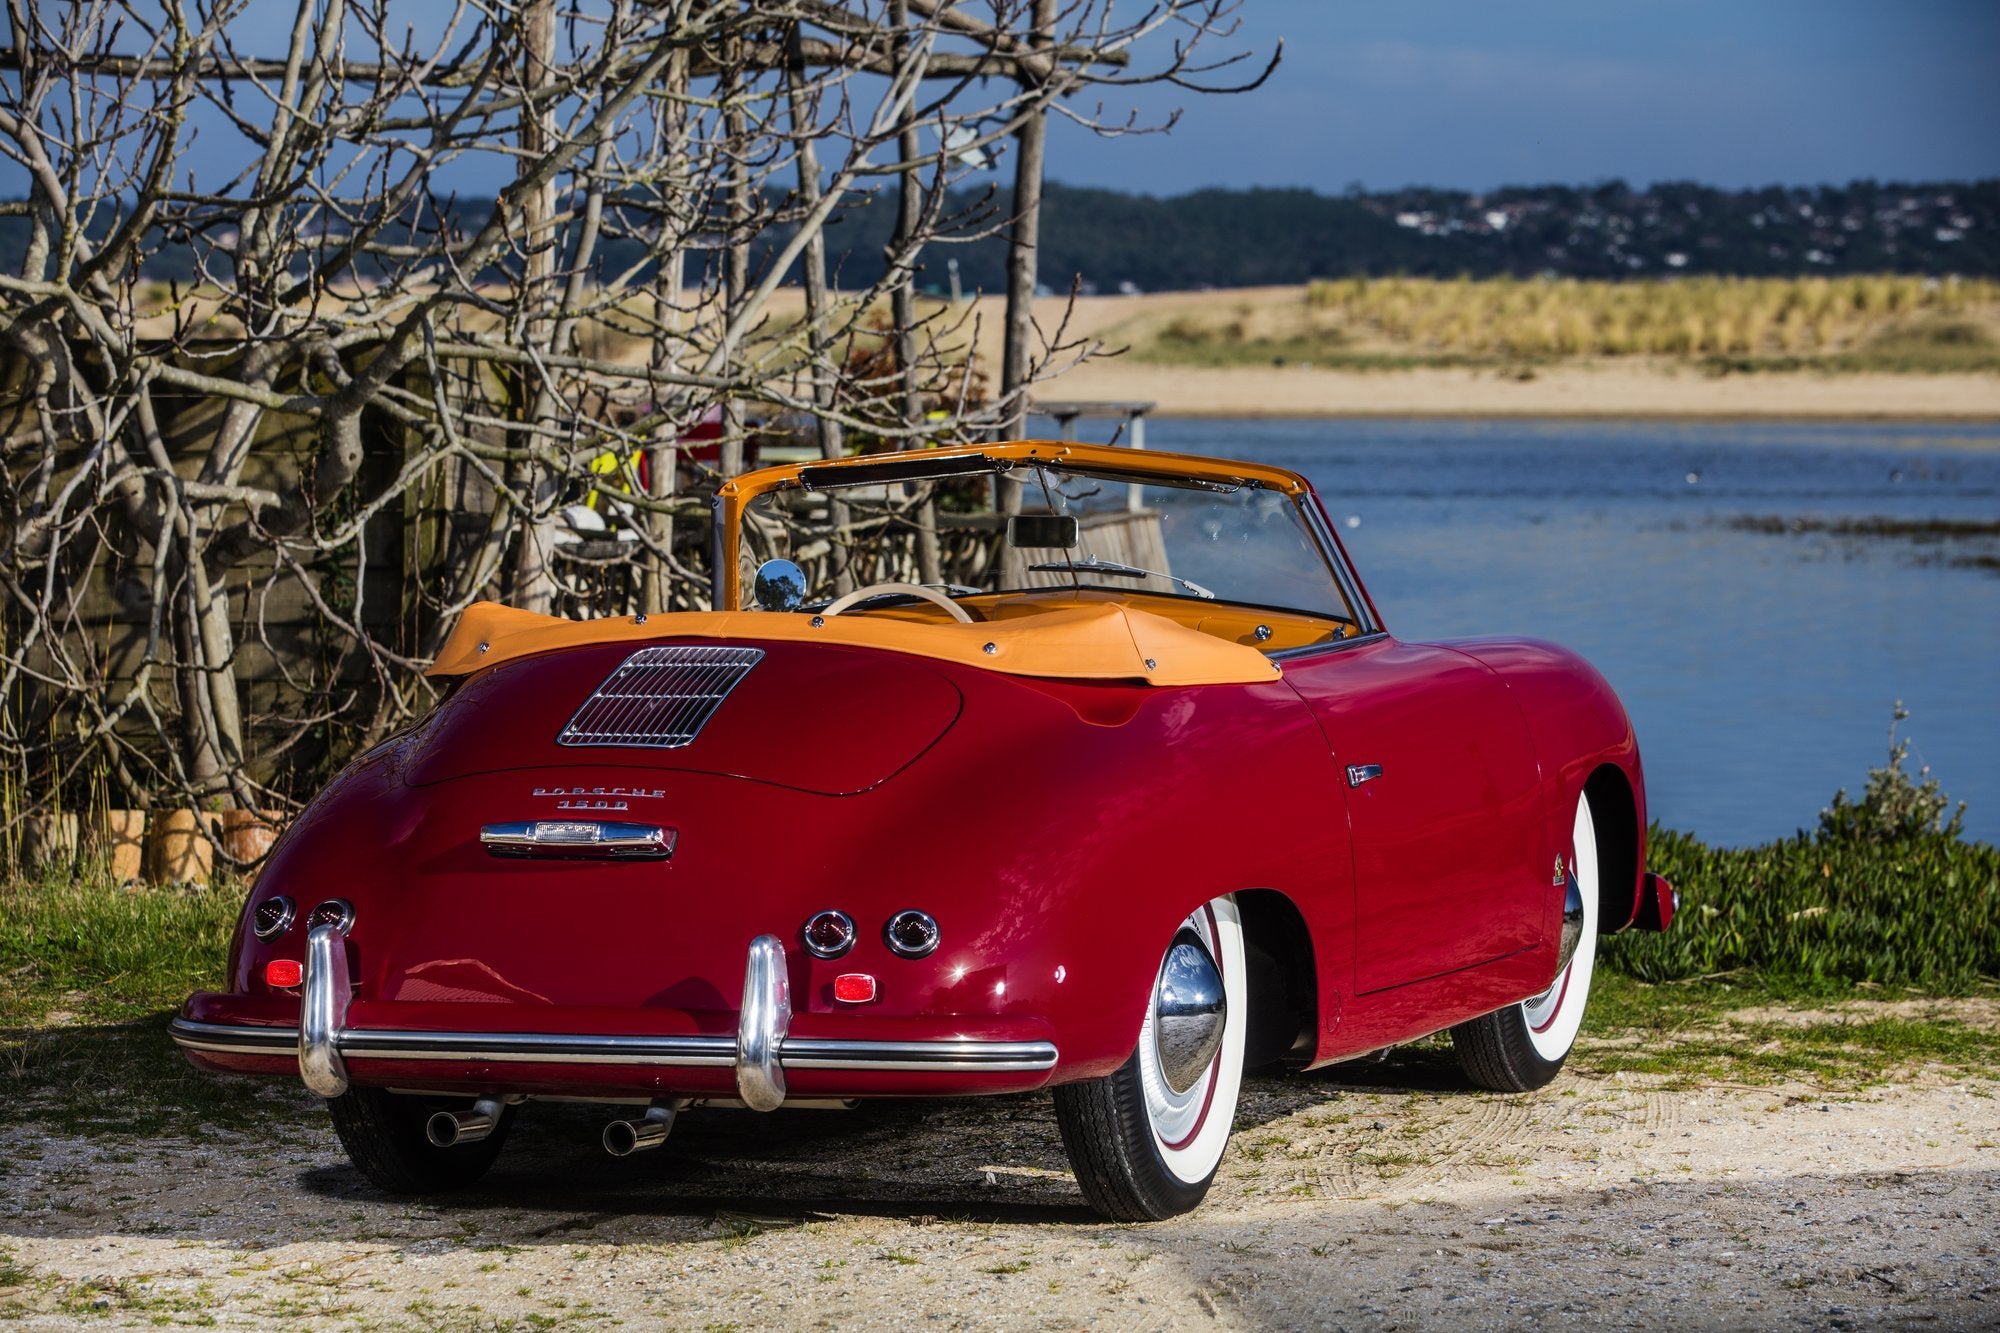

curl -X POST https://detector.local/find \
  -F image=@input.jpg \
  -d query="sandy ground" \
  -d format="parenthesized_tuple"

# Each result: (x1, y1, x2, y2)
(937, 288, 2000, 420)
(3, 1042, 1996, 1330)
(1040, 359, 2000, 422)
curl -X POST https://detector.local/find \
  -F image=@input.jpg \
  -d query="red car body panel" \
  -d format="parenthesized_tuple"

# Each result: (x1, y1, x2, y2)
(177, 444, 1668, 1105)
(1283, 638, 1547, 995)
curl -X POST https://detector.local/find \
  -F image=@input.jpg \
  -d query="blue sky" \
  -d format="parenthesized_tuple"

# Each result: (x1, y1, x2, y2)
(1043, 0, 2000, 193)
(6, 1, 1996, 198)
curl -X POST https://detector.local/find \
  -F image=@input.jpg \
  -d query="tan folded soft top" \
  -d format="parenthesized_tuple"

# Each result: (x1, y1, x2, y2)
(429, 598, 1282, 687)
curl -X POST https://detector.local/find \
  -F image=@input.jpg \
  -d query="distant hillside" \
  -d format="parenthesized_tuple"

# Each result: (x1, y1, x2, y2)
(6, 178, 1994, 293)
(927, 178, 2000, 294)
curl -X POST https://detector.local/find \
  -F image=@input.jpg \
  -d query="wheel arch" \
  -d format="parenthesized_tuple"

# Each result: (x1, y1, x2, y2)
(1583, 764, 1643, 933)
(1236, 888, 1319, 1070)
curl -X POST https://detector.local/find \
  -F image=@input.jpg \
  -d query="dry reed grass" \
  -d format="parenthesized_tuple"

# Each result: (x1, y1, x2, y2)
(1297, 274, 2000, 363)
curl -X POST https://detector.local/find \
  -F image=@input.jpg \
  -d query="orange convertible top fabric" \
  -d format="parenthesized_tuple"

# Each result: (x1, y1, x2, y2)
(429, 600, 1281, 686)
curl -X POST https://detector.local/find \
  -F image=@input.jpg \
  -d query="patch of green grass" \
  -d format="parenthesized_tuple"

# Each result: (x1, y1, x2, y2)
(1580, 1008, 2000, 1090)
(0, 1247, 34, 1286)
(0, 870, 316, 1137)
(1841, 316, 2000, 373)
(1578, 971, 2000, 1088)
(1133, 315, 1506, 371)
(1584, 972, 1757, 1030)
(0, 1015, 315, 1137)
(1138, 315, 1337, 366)
(0, 870, 244, 1026)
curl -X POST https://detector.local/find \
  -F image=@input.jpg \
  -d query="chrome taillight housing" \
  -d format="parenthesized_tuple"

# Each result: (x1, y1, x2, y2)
(884, 910, 940, 959)
(306, 898, 355, 934)
(252, 896, 295, 941)
(802, 910, 856, 959)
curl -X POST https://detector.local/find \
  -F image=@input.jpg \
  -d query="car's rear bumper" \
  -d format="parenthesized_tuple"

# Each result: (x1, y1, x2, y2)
(169, 1018, 1056, 1075)
(173, 930, 1060, 1103)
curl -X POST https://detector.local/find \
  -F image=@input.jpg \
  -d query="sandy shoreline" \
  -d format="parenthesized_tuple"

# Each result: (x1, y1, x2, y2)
(1040, 360, 2000, 420)
(941, 288, 2000, 420)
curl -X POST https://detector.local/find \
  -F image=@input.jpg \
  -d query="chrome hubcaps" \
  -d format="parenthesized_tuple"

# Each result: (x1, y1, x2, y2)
(1553, 864, 1586, 976)
(1151, 929, 1228, 1095)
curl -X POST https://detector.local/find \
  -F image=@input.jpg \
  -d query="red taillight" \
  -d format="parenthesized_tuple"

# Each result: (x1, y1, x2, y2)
(802, 910, 856, 959)
(833, 973, 878, 1004)
(265, 959, 303, 988)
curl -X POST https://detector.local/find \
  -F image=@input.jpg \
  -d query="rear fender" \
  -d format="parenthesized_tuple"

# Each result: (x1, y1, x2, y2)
(1438, 637, 1653, 934)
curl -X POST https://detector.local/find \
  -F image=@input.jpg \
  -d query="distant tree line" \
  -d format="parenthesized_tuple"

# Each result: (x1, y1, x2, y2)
(8, 178, 1993, 297)
(858, 177, 2000, 291)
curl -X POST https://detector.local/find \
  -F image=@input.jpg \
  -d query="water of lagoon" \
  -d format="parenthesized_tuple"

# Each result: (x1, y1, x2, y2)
(1033, 415, 2000, 848)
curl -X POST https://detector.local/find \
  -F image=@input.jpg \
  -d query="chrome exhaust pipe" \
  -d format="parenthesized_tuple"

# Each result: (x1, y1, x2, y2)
(427, 1095, 504, 1147)
(602, 1099, 680, 1157)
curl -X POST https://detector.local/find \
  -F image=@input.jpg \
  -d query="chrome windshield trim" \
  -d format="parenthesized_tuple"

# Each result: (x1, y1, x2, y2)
(170, 1018, 1058, 1074)
(1267, 629, 1391, 663)
(1298, 495, 1381, 636)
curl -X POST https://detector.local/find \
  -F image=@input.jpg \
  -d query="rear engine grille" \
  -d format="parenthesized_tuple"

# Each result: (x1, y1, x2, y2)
(557, 645, 765, 748)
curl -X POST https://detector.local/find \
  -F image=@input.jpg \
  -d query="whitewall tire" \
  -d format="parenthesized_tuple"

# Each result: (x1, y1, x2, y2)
(1055, 895, 1247, 1220)
(1451, 792, 1601, 1092)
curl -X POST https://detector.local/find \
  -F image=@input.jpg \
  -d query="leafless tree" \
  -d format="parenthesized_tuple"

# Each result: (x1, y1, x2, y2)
(0, 0, 1272, 848)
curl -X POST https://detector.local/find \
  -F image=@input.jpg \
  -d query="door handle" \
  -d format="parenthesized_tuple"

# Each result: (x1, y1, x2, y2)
(1346, 763, 1383, 787)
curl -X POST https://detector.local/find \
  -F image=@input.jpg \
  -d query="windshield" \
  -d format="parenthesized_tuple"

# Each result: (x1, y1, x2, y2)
(740, 456, 1359, 626)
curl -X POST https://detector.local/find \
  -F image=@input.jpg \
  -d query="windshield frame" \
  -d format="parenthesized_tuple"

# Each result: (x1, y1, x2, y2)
(716, 440, 1382, 634)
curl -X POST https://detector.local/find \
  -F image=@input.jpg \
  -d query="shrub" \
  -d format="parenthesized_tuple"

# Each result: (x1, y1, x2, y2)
(1819, 703, 1966, 845)
(1603, 710, 1996, 993)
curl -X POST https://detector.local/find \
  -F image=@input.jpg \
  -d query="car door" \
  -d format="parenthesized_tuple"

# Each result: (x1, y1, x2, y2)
(1285, 637, 1546, 994)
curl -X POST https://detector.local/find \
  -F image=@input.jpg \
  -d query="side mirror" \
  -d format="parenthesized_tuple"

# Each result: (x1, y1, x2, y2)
(752, 558, 807, 611)
(1007, 513, 1079, 549)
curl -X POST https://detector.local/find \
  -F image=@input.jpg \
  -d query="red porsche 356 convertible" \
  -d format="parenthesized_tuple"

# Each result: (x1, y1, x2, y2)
(174, 440, 1674, 1220)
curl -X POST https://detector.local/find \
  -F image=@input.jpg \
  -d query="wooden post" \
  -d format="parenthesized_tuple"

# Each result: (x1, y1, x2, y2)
(509, 0, 561, 614)
(786, 23, 853, 595)
(999, 0, 1056, 448)
(719, 33, 750, 480)
(889, 0, 941, 584)
(643, 45, 690, 613)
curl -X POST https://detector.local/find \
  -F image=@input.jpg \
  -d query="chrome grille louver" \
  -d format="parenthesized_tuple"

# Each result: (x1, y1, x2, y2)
(557, 645, 765, 749)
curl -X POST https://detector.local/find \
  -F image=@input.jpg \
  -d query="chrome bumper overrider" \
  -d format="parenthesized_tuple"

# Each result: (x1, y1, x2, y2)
(170, 934, 1058, 1109)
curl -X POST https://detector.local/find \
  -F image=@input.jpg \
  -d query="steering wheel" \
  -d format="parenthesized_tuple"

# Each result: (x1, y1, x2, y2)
(821, 581, 975, 624)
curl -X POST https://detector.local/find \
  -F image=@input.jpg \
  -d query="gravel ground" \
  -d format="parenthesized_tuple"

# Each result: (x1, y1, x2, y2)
(2, 1048, 1996, 1330)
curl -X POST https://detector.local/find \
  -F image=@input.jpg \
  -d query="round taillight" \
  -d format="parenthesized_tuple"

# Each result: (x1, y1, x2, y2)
(884, 909, 939, 959)
(252, 896, 295, 941)
(802, 910, 856, 959)
(306, 898, 355, 935)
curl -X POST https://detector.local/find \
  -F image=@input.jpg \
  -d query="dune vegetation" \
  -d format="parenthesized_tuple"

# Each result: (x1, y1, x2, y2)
(1116, 275, 2000, 373)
